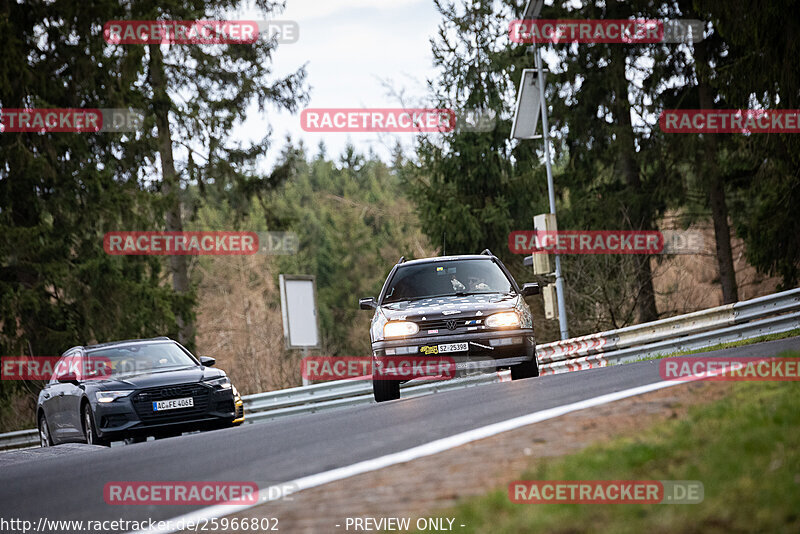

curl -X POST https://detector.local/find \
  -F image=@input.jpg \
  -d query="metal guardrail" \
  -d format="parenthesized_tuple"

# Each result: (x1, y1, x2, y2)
(542, 311, 800, 374)
(2, 288, 798, 451)
(537, 288, 800, 365)
(0, 429, 39, 450)
(243, 371, 509, 423)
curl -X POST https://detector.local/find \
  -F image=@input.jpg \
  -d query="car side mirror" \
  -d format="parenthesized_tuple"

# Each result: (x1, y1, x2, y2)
(200, 356, 216, 367)
(57, 371, 79, 384)
(359, 297, 377, 310)
(521, 283, 540, 297)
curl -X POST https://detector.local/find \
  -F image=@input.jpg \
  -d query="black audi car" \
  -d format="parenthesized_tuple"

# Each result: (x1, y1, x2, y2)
(36, 337, 241, 446)
(360, 251, 540, 402)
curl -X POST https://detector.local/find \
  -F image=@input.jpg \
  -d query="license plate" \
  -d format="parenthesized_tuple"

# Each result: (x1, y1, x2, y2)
(438, 342, 468, 353)
(152, 397, 194, 412)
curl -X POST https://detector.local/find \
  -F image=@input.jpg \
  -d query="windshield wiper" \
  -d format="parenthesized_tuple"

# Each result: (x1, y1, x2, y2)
(385, 295, 438, 304)
(110, 365, 194, 379)
(417, 292, 476, 299)
(385, 291, 508, 303)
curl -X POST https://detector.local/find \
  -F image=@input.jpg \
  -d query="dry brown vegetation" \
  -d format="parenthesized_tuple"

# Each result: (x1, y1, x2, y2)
(194, 254, 302, 395)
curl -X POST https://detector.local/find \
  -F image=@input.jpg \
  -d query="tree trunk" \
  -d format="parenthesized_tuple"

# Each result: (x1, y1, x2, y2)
(610, 46, 659, 324)
(694, 39, 739, 304)
(148, 44, 194, 345)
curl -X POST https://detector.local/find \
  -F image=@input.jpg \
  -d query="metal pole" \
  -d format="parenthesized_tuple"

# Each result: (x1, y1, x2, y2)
(535, 46, 569, 340)
(301, 347, 310, 386)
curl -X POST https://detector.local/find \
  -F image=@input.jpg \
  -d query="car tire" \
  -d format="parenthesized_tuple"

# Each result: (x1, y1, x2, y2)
(39, 413, 51, 447)
(373, 377, 400, 402)
(511, 357, 540, 380)
(83, 403, 110, 447)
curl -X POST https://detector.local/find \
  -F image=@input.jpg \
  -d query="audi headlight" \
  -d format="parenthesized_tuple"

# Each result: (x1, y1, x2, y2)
(95, 390, 132, 403)
(205, 376, 232, 389)
(485, 311, 520, 328)
(383, 321, 419, 338)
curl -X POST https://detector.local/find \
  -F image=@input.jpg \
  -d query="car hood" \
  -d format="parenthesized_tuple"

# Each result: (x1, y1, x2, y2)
(380, 293, 520, 321)
(91, 366, 223, 390)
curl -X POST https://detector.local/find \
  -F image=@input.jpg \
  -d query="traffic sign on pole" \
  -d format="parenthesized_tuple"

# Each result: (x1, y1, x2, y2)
(510, 69, 545, 140)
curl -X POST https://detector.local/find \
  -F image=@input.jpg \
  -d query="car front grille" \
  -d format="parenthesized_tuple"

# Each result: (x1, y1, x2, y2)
(131, 383, 211, 424)
(418, 316, 481, 332)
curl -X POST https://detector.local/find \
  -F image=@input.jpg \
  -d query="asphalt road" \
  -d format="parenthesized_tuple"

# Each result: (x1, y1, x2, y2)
(1, 336, 798, 532)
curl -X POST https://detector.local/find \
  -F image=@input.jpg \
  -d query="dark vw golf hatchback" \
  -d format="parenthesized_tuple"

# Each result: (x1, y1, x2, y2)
(360, 251, 541, 402)
(36, 337, 241, 446)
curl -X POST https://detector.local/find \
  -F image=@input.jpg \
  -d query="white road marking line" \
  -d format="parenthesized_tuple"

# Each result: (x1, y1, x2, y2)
(130, 373, 706, 534)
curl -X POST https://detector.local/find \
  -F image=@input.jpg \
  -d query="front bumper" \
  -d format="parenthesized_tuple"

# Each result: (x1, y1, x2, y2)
(372, 329, 536, 379)
(232, 396, 245, 424)
(93, 383, 237, 440)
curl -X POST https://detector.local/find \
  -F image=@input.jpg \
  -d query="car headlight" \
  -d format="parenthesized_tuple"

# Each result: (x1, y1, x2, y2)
(205, 376, 232, 389)
(485, 311, 520, 328)
(95, 391, 132, 403)
(384, 321, 419, 338)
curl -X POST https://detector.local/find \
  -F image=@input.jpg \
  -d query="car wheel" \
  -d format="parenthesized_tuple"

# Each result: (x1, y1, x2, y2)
(39, 414, 51, 447)
(83, 403, 109, 446)
(511, 357, 540, 380)
(373, 377, 400, 402)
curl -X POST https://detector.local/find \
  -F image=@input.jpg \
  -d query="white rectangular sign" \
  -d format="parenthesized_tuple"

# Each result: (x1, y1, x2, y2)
(522, 0, 545, 20)
(279, 275, 320, 349)
(510, 69, 546, 140)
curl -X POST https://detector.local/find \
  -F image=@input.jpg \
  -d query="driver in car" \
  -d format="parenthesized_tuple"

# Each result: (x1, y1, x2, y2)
(467, 276, 490, 291)
(450, 274, 466, 292)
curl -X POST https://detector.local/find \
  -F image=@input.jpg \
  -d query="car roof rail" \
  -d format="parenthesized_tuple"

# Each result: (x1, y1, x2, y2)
(480, 249, 494, 256)
(397, 256, 406, 264)
(85, 336, 173, 349)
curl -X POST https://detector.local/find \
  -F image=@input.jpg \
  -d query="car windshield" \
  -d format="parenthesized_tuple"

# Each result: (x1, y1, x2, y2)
(84, 342, 197, 378)
(382, 259, 514, 303)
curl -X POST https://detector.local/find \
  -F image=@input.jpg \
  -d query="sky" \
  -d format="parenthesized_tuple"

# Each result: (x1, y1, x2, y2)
(236, 0, 444, 170)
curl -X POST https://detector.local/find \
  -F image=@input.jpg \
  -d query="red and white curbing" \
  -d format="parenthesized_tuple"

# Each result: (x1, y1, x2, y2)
(540, 352, 609, 375)
(536, 332, 616, 364)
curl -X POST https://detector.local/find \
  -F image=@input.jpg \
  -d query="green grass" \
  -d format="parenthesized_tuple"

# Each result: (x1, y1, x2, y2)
(622, 328, 800, 364)
(415, 352, 800, 534)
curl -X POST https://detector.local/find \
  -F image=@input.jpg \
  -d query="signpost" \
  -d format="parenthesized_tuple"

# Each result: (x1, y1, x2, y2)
(279, 275, 320, 385)
(512, 0, 570, 339)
